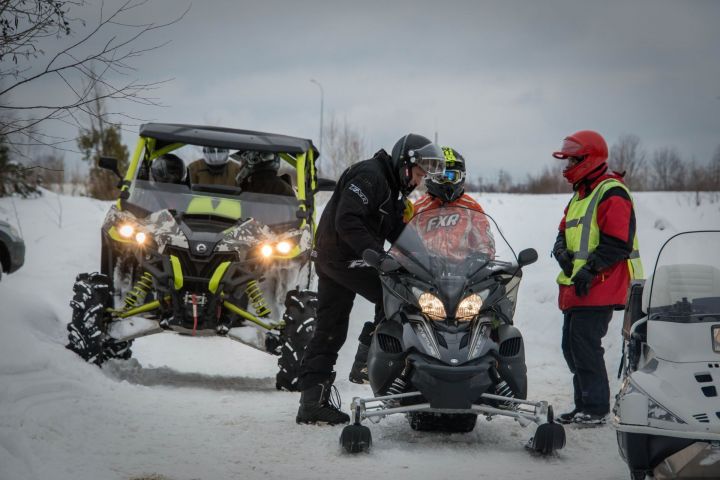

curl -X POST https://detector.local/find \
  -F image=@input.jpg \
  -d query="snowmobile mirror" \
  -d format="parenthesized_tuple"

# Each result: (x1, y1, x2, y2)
(316, 177, 337, 192)
(517, 248, 538, 267)
(363, 249, 381, 269)
(99, 156, 121, 178)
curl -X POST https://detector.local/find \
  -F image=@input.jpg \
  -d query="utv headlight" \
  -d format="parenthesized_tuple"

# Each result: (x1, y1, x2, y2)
(713, 325, 720, 353)
(260, 244, 274, 258)
(418, 293, 445, 320)
(258, 239, 297, 259)
(135, 232, 147, 245)
(118, 223, 135, 238)
(456, 294, 482, 321)
(276, 240, 293, 255)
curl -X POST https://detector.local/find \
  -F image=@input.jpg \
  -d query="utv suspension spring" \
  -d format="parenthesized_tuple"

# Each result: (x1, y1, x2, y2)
(123, 271, 154, 310)
(245, 280, 271, 317)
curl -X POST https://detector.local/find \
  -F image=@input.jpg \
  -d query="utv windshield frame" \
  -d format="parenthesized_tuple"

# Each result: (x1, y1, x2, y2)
(116, 123, 321, 230)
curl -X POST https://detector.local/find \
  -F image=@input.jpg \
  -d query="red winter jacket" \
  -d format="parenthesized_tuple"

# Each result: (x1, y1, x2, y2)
(557, 170, 636, 311)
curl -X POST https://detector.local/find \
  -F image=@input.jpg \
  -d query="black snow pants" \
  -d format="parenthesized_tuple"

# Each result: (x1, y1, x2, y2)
(297, 260, 384, 390)
(561, 307, 613, 415)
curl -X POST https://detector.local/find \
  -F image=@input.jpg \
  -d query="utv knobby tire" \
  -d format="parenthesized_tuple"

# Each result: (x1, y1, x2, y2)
(408, 412, 478, 433)
(276, 290, 317, 391)
(66, 272, 133, 365)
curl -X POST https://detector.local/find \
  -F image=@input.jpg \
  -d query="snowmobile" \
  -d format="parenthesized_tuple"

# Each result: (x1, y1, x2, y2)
(613, 230, 720, 479)
(339, 205, 566, 455)
(66, 123, 334, 391)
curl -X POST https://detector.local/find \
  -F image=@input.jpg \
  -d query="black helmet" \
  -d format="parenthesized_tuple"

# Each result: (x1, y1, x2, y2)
(425, 147, 466, 203)
(150, 153, 187, 184)
(391, 134, 446, 196)
(236, 151, 281, 184)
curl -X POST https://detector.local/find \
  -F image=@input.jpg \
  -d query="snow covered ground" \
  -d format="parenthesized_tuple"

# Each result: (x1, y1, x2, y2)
(1, 190, 718, 480)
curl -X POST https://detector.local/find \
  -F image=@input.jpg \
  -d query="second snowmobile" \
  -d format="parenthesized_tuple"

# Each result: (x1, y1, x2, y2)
(613, 230, 720, 479)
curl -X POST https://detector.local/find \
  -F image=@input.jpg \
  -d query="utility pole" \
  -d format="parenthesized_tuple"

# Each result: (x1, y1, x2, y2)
(310, 79, 324, 154)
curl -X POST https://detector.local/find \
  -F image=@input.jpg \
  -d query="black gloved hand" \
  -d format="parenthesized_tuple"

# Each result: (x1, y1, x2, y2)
(572, 266, 595, 297)
(552, 234, 574, 277)
(554, 249, 574, 277)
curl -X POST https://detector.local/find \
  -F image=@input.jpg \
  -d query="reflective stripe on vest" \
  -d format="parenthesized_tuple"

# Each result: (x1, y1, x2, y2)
(557, 179, 644, 286)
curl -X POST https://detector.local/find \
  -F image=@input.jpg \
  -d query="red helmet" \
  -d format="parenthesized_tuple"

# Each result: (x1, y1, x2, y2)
(552, 130, 608, 184)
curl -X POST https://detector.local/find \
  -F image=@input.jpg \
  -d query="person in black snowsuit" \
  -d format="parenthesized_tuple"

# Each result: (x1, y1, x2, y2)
(296, 134, 446, 425)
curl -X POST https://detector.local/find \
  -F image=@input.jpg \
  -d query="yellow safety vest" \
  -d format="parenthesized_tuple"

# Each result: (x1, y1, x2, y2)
(557, 179, 644, 285)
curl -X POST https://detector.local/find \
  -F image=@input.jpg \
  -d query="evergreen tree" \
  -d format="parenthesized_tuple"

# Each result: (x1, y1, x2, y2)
(77, 124, 129, 200)
(0, 135, 40, 197)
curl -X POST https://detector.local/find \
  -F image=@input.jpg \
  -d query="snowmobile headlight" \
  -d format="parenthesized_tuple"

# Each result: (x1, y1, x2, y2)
(260, 244, 273, 258)
(418, 293, 446, 320)
(135, 231, 147, 245)
(276, 240, 293, 255)
(456, 294, 482, 321)
(713, 325, 720, 353)
(118, 223, 135, 238)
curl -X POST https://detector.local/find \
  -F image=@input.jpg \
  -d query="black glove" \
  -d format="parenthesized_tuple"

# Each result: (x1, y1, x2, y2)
(552, 235, 574, 277)
(554, 249, 574, 277)
(572, 266, 595, 297)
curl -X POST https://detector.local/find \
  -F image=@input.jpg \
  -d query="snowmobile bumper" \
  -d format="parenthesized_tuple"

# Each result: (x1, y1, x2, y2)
(409, 360, 494, 409)
(349, 390, 550, 427)
(614, 426, 720, 478)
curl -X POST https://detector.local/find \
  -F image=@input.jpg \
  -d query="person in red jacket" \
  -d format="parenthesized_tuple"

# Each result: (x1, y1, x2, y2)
(551, 130, 643, 426)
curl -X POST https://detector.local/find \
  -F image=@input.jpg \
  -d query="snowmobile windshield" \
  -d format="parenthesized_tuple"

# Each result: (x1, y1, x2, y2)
(390, 205, 515, 282)
(647, 230, 720, 322)
(125, 180, 300, 230)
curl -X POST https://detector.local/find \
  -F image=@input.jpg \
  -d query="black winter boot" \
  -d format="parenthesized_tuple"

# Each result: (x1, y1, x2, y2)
(557, 408, 581, 424)
(296, 378, 350, 425)
(348, 342, 370, 384)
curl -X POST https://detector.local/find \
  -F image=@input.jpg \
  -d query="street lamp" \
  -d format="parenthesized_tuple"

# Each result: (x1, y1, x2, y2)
(310, 78, 324, 154)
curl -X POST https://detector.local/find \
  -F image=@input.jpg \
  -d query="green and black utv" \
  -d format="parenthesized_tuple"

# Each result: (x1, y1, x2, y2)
(66, 123, 333, 390)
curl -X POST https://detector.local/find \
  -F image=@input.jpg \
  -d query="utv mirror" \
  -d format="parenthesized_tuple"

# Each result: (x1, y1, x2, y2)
(316, 177, 337, 192)
(517, 248, 538, 267)
(99, 156, 121, 178)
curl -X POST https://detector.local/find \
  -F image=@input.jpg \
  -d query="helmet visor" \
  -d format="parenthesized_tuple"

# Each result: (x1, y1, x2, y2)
(410, 143, 446, 176)
(552, 138, 585, 159)
(431, 169, 465, 185)
(203, 147, 230, 166)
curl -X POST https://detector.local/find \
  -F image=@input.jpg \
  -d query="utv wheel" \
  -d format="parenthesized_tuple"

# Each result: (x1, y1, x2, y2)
(340, 424, 372, 454)
(276, 290, 317, 391)
(66, 272, 133, 365)
(408, 413, 477, 433)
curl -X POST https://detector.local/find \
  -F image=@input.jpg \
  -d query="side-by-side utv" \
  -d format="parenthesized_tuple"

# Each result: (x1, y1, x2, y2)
(66, 123, 333, 390)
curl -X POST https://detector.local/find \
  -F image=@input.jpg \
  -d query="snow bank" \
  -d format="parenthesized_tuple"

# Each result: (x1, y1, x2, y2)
(0, 190, 718, 480)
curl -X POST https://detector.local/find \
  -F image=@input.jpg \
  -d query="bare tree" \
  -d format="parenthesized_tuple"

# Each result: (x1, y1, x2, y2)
(0, 0, 187, 154)
(318, 113, 366, 180)
(650, 147, 685, 190)
(709, 145, 720, 190)
(609, 134, 646, 190)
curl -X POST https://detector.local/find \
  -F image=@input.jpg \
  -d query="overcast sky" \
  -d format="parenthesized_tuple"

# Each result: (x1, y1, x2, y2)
(12, 0, 720, 181)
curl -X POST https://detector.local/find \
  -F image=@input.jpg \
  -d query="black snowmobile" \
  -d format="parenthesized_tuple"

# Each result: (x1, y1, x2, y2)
(340, 205, 565, 455)
(66, 123, 334, 390)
